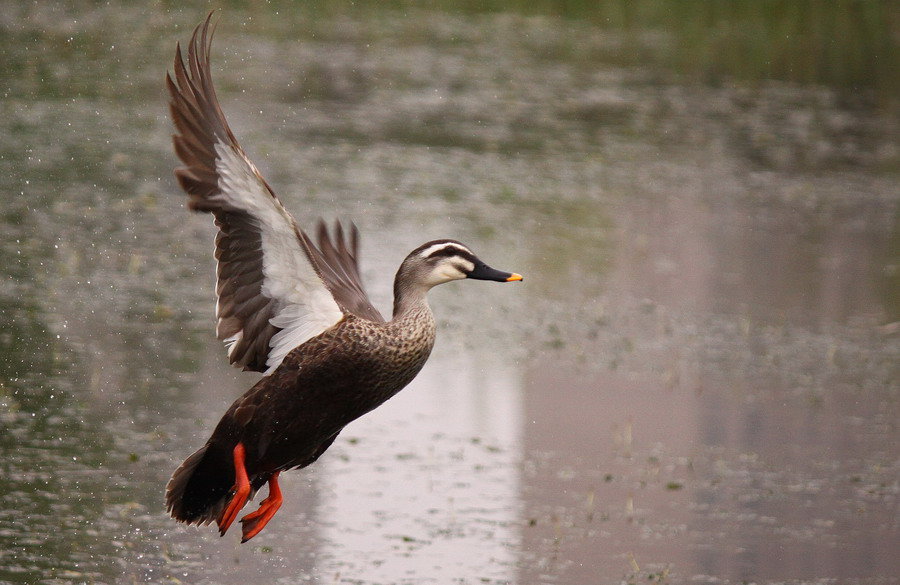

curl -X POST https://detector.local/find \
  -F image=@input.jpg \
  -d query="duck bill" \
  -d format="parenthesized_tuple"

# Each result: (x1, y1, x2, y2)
(468, 262, 523, 282)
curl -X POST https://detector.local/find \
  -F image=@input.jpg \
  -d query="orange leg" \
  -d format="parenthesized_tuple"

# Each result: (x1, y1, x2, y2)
(240, 471, 283, 542)
(217, 442, 251, 536)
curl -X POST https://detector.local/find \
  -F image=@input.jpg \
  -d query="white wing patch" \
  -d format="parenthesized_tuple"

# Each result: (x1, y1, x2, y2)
(266, 288, 344, 373)
(214, 141, 344, 374)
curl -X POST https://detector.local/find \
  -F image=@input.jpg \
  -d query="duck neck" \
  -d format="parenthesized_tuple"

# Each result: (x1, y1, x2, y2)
(392, 279, 432, 321)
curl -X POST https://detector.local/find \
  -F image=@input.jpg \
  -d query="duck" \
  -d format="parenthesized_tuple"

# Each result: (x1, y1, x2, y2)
(163, 14, 522, 543)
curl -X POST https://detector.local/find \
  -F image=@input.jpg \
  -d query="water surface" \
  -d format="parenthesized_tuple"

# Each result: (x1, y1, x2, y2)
(1, 3, 897, 584)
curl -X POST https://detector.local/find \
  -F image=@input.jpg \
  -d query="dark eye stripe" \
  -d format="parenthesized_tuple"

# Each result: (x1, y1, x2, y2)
(427, 246, 477, 264)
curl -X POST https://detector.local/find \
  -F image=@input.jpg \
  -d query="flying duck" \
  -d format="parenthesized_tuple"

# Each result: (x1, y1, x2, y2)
(164, 14, 522, 543)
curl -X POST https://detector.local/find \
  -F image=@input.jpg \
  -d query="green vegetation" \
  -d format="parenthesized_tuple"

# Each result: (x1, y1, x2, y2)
(234, 0, 898, 97)
(3, 1, 892, 100)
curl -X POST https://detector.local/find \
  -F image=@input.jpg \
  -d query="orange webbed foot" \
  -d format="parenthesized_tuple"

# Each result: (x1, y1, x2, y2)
(217, 443, 251, 536)
(240, 471, 283, 542)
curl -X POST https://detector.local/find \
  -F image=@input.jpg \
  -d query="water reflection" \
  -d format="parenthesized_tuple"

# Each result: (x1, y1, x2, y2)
(0, 3, 897, 585)
(318, 348, 522, 581)
(517, 178, 897, 582)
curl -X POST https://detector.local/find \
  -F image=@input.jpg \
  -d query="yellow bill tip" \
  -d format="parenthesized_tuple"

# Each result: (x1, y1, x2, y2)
(506, 273, 523, 282)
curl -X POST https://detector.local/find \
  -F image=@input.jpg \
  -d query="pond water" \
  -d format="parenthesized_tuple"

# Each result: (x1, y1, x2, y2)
(1, 3, 897, 585)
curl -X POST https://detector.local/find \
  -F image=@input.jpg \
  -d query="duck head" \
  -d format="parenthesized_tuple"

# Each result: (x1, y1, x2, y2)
(393, 239, 522, 316)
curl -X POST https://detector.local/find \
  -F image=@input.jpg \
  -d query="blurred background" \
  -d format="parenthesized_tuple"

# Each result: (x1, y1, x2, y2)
(0, 2, 897, 584)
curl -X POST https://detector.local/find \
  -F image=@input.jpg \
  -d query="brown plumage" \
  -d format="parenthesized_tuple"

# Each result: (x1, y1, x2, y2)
(164, 13, 522, 543)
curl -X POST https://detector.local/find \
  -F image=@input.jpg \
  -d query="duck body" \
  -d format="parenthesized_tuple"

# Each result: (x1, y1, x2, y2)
(168, 308, 435, 529)
(238, 305, 437, 463)
(164, 13, 521, 543)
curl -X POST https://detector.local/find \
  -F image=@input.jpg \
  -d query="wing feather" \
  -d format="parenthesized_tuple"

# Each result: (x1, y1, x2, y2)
(168, 13, 351, 373)
(301, 221, 385, 323)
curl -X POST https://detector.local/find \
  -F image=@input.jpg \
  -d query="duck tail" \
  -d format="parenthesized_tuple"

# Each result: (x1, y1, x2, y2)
(165, 444, 233, 526)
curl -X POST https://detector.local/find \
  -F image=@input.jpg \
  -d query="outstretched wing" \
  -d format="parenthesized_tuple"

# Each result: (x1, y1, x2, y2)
(303, 220, 385, 323)
(167, 13, 383, 374)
